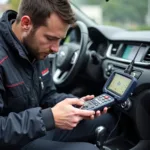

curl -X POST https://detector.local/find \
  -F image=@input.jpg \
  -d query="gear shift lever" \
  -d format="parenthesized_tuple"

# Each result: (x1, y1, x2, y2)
(95, 126, 107, 150)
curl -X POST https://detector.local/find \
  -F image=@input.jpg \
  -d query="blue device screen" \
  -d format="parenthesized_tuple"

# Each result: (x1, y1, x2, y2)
(103, 71, 137, 102)
(107, 73, 132, 96)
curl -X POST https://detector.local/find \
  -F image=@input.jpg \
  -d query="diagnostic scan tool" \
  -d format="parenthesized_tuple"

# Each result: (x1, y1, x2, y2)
(81, 71, 137, 111)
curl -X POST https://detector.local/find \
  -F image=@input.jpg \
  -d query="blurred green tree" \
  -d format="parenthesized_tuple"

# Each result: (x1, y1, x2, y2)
(101, 0, 147, 25)
(72, 0, 148, 26)
(8, 0, 20, 11)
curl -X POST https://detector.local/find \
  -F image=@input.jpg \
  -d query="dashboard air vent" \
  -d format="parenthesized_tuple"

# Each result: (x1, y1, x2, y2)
(111, 44, 120, 56)
(143, 48, 150, 62)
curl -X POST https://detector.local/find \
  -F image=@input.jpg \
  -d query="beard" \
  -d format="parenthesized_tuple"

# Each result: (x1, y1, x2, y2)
(22, 29, 39, 60)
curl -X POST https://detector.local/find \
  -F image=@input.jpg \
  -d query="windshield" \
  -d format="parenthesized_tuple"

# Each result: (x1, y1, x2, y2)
(71, 0, 150, 31)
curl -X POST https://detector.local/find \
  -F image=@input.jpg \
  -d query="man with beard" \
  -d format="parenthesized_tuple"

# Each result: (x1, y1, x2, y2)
(0, 0, 117, 150)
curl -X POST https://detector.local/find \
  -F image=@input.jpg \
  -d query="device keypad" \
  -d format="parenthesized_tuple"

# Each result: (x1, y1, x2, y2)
(81, 94, 114, 110)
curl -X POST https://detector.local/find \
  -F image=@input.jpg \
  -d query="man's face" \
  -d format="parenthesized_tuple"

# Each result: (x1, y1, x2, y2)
(22, 13, 69, 60)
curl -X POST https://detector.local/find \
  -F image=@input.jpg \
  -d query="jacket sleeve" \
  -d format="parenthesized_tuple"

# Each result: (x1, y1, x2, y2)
(0, 74, 55, 147)
(40, 68, 76, 108)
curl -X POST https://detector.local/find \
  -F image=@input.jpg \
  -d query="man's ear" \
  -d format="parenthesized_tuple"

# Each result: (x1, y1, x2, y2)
(21, 16, 32, 31)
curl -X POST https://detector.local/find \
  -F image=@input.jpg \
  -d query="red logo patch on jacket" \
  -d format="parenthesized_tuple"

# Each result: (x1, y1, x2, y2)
(42, 68, 49, 76)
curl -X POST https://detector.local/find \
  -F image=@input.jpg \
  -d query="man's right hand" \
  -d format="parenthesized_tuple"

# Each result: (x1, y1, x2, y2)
(51, 98, 95, 130)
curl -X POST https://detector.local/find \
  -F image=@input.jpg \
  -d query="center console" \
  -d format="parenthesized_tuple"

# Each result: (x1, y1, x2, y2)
(101, 42, 150, 142)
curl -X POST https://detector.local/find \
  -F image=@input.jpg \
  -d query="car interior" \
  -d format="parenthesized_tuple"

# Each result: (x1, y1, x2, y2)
(49, 1, 150, 150)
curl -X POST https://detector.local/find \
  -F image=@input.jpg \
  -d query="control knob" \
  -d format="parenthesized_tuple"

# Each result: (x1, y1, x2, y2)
(121, 99, 132, 110)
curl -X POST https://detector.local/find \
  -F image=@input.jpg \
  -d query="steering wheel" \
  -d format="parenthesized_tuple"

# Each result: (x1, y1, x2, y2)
(52, 21, 89, 87)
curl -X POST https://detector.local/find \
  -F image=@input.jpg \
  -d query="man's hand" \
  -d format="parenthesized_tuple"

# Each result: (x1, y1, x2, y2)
(51, 98, 95, 130)
(80, 95, 108, 120)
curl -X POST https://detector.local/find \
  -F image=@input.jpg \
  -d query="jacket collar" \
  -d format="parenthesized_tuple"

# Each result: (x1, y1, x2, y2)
(0, 10, 31, 61)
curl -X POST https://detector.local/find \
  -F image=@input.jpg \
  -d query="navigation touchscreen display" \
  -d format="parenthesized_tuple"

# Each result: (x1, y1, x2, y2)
(122, 45, 146, 62)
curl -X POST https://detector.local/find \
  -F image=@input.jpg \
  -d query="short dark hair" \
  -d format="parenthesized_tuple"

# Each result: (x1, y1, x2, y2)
(16, 0, 76, 27)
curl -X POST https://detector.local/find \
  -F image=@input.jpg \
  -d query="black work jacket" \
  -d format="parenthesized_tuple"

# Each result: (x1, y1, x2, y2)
(0, 10, 74, 148)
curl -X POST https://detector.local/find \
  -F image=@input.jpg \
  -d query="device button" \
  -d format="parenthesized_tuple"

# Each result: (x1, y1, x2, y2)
(104, 96, 109, 99)
(92, 100, 99, 106)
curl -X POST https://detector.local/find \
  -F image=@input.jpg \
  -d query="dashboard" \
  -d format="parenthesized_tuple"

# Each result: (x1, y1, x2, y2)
(85, 27, 150, 84)
(66, 26, 150, 87)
